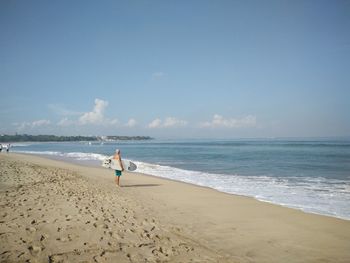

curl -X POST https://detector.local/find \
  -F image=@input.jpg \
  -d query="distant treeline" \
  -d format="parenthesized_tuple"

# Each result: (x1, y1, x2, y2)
(104, 136, 152, 141)
(0, 134, 153, 142)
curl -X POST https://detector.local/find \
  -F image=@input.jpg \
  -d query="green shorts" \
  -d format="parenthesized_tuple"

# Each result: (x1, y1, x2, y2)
(115, 170, 122, 176)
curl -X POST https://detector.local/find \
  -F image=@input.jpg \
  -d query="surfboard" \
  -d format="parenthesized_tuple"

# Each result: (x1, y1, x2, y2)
(102, 156, 137, 171)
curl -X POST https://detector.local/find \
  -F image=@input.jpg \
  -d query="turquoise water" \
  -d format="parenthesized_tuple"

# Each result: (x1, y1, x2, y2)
(11, 139, 350, 220)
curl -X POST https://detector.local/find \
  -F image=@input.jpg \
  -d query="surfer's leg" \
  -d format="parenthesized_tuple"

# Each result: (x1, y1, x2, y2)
(115, 170, 121, 186)
(116, 176, 120, 186)
(115, 177, 120, 186)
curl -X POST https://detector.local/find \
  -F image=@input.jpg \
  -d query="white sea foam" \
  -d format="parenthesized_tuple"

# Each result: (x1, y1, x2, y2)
(16, 150, 62, 156)
(9, 143, 33, 147)
(64, 152, 106, 161)
(134, 161, 350, 220)
(14, 150, 350, 220)
(15, 150, 107, 162)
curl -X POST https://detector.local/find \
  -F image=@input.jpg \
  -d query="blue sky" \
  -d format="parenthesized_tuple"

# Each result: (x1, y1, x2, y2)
(1, 0, 349, 138)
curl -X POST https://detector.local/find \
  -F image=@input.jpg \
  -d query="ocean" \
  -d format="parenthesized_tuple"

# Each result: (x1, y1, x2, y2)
(9, 138, 350, 220)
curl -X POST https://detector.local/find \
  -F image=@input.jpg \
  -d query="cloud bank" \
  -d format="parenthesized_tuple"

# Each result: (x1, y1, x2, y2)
(12, 98, 258, 137)
(14, 119, 51, 131)
(148, 117, 187, 128)
(200, 114, 257, 128)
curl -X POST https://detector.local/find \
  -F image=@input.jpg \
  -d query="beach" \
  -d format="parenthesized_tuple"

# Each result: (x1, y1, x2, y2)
(1, 153, 350, 263)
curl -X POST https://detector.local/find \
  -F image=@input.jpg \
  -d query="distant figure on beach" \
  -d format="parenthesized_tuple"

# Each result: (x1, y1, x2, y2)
(0, 144, 2, 152)
(6, 144, 10, 153)
(113, 149, 124, 186)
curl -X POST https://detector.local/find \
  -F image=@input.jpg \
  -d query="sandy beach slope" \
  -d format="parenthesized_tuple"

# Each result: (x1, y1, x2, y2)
(1, 153, 349, 263)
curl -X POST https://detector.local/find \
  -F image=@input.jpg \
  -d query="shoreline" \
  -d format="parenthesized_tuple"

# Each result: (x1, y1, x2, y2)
(12, 151, 350, 221)
(1, 153, 350, 262)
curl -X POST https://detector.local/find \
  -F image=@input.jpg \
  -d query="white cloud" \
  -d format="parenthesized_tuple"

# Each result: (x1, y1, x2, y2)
(78, 98, 118, 126)
(31, 119, 51, 127)
(200, 114, 257, 128)
(11, 99, 123, 133)
(163, 117, 188, 127)
(148, 117, 187, 128)
(125, 118, 137, 127)
(109, 118, 119, 125)
(57, 118, 74, 127)
(79, 99, 109, 125)
(14, 119, 51, 131)
(148, 118, 162, 128)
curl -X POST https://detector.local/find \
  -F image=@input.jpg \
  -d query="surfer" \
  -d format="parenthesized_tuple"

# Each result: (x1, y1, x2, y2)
(113, 149, 124, 186)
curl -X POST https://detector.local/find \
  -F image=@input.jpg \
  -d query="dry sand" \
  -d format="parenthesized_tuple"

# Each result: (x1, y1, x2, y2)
(0, 153, 349, 263)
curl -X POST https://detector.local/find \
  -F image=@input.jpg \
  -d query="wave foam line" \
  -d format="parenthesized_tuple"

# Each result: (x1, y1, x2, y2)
(134, 161, 350, 221)
(14, 150, 108, 161)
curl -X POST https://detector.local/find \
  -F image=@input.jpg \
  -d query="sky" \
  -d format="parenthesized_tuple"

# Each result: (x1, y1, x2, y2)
(1, 0, 349, 138)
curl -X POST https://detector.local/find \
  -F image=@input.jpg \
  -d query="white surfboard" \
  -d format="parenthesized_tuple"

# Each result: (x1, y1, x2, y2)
(102, 156, 137, 171)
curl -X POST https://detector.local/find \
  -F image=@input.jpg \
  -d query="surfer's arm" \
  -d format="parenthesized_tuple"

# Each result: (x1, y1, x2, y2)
(119, 159, 125, 171)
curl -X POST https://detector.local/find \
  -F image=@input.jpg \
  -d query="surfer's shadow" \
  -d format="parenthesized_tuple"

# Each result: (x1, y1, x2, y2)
(121, 184, 161, 188)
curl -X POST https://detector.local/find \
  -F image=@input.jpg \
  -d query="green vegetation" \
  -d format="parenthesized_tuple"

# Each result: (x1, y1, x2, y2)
(0, 134, 153, 142)
(103, 136, 152, 141)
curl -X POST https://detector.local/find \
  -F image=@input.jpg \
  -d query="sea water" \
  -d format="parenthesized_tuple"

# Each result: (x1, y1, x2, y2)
(10, 139, 350, 220)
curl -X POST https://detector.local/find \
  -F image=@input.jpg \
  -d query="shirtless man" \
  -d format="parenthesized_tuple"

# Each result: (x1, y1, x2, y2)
(113, 149, 124, 186)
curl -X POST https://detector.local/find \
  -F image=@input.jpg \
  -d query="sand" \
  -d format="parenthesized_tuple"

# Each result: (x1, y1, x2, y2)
(1, 153, 349, 263)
